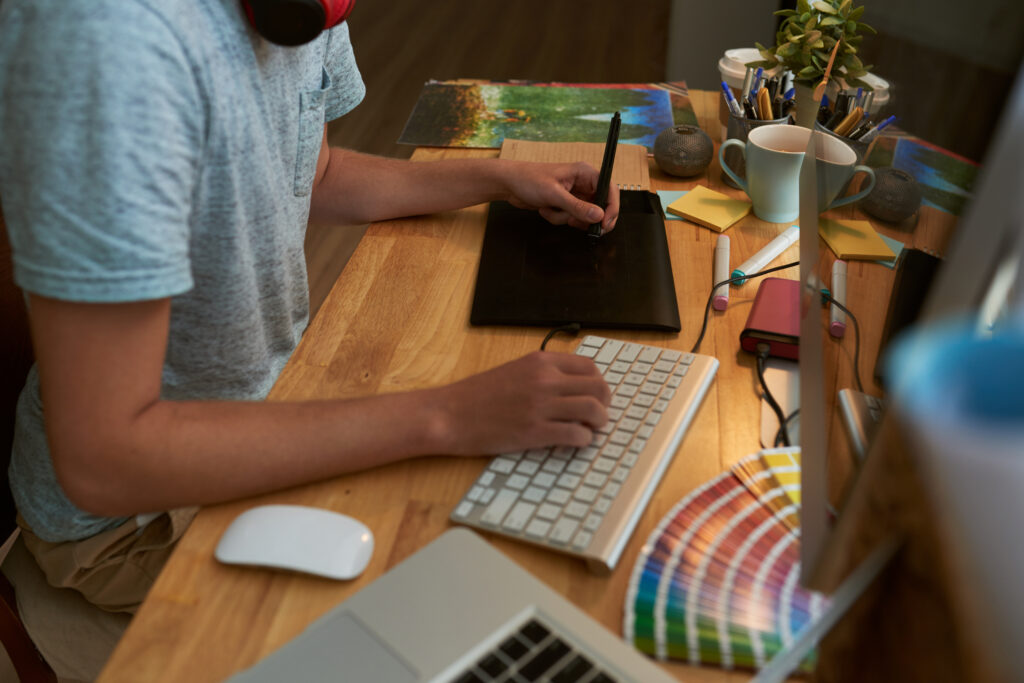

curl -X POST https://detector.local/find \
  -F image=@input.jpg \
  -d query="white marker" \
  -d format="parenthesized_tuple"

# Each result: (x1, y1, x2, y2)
(830, 259, 847, 338)
(713, 235, 730, 311)
(731, 225, 799, 285)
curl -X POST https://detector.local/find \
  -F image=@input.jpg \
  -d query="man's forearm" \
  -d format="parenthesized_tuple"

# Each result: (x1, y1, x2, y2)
(308, 147, 512, 225)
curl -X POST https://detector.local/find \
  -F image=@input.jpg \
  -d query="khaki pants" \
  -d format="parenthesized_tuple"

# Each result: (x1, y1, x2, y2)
(2, 509, 197, 681)
(19, 508, 198, 614)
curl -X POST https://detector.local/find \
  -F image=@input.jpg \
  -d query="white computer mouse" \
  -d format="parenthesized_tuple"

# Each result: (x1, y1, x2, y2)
(214, 504, 374, 580)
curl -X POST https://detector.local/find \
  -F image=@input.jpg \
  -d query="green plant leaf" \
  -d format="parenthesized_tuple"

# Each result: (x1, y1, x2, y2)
(842, 53, 864, 70)
(848, 5, 865, 21)
(797, 0, 812, 13)
(774, 9, 798, 16)
(839, 0, 852, 15)
(804, 15, 815, 29)
(747, 59, 782, 70)
(858, 21, 877, 34)
(812, 1, 837, 14)
(820, 15, 844, 26)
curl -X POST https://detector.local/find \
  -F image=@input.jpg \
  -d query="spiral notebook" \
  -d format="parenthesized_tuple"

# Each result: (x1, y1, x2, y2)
(469, 190, 681, 331)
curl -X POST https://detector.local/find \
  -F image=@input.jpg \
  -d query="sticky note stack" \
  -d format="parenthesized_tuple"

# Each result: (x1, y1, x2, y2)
(665, 185, 751, 232)
(818, 218, 896, 261)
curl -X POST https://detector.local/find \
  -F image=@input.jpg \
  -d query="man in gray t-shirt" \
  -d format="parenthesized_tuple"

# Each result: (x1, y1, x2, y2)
(0, 0, 619, 619)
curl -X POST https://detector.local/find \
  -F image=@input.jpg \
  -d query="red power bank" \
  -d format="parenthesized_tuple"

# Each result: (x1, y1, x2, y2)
(739, 277, 800, 360)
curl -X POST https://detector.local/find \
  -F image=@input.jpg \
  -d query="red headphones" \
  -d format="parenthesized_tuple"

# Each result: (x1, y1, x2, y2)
(242, 0, 356, 46)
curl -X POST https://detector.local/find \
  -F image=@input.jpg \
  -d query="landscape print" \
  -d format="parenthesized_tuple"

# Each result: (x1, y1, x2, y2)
(865, 135, 978, 216)
(398, 81, 676, 152)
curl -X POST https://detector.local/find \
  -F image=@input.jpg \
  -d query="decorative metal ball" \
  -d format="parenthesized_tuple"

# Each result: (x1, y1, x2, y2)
(653, 125, 713, 177)
(860, 167, 922, 223)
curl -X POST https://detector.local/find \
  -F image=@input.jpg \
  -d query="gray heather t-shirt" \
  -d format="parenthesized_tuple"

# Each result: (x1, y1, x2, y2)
(0, 0, 365, 542)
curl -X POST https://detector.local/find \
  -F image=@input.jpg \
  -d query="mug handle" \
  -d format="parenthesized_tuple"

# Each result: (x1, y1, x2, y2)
(827, 165, 876, 209)
(718, 139, 748, 192)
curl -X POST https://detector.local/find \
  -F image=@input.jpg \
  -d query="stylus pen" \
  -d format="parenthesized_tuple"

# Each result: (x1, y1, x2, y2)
(713, 235, 730, 310)
(731, 225, 799, 285)
(830, 259, 847, 337)
(587, 111, 620, 239)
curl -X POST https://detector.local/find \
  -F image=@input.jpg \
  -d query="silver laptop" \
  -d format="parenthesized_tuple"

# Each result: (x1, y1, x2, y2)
(228, 528, 676, 683)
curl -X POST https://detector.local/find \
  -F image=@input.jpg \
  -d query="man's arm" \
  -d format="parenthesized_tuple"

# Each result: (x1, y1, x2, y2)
(31, 294, 610, 517)
(308, 129, 620, 233)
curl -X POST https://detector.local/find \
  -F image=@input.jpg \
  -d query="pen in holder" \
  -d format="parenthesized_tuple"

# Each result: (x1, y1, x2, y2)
(720, 111, 791, 189)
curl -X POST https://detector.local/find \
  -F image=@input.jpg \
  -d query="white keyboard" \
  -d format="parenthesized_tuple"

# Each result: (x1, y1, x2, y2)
(451, 336, 718, 573)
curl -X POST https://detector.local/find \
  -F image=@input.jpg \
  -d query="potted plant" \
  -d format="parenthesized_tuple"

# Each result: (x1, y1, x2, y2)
(749, 0, 876, 125)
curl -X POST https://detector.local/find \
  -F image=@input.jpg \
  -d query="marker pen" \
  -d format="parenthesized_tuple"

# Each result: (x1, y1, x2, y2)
(731, 225, 799, 285)
(859, 115, 897, 143)
(830, 259, 847, 337)
(713, 235, 730, 311)
(741, 67, 754, 102)
(720, 81, 742, 117)
(749, 67, 764, 100)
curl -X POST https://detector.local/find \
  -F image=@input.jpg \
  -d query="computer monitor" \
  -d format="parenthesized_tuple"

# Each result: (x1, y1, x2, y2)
(798, 60, 1024, 588)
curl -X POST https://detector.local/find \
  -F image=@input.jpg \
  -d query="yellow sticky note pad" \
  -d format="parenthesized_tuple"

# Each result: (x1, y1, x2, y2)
(818, 218, 896, 261)
(665, 185, 751, 232)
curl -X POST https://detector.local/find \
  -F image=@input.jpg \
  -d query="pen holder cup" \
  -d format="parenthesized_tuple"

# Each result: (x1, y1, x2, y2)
(720, 112, 791, 189)
(814, 121, 876, 195)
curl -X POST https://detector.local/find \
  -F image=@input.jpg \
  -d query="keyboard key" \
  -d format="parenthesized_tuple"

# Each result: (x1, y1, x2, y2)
(654, 359, 676, 374)
(454, 501, 474, 518)
(532, 471, 556, 488)
(479, 488, 496, 504)
(525, 519, 552, 539)
(621, 453, 638, 468)
(478, 471, 495, 486)
(467, 486, 484, 502)
(623, 372, 645, 386)
(679, 352, 696, 365)
(603, 371, 624, 386)
(600, 444, 624, 459)
(502, 502, 536, 532)
(536, 503, 561, 521)
(583, 471, 607, 488)
(519, 620, 551, 645)
(556, 473, 581, 489)
(542, 459, 567, 474)
(515, 460, 540, 476)
(610, 360, 631, 374)
(522, 486, 547, 503)
(594, 339, 623, 364)
(477, 653, 507, 677)
(566, 459, 590, 475)
(564, 501, 588, 519)
(661, 348, 681, 362)
(571, 531, 593, 551)
(625, 405, 647, 420)
(453, 671, 485, 683)
(633, 393, 654, 407)
(610, 395, 631, 409)
(552, 655, 594, 683)
(611, 466, 630, 483)
(592, 457, 616, 473)
(505, 474, 530, 490)
(489, 458, 516, 474)
(583, 513, 603, 532)
(628, 438, 646, 453)
(480, 490, 518, 527)
(618, 417, 641, 433)
(547, 488, 571, 505)
(573, 486, 598, 503)
(575, 345, 598, 358)
(500, 635, 529, 661)
(638, 347, 660, 363)
(576, 446, 600, 462)
(632, 362, 653, 376)
(615, 384, 638, 397)
(549, 518, 579, 545)
(520, 639, 572, 681)
(617, 342, 641, 362)
(592, 497, 612, 514)
(606, 407, 623, 421)
(640, 382, 661, 395)
(609, 430, 632, 446)
(648, 371, 669, 384)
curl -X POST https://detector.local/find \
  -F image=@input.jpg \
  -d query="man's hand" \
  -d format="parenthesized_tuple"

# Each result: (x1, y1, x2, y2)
(428, 351, 611, 456)
(501, 160, 620, 234)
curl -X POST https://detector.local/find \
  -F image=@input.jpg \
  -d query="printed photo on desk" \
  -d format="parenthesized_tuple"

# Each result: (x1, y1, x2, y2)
(865, 134, 979, 215)
(397, 80, 682, 151)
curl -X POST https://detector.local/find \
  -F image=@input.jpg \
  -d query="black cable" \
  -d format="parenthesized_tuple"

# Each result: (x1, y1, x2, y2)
(690, 261, 799, 354)
(755, 343, 790, 447)
(773, 408, 800, 448)
(540, 322, 581, 350)
(820, 291, 864, 393)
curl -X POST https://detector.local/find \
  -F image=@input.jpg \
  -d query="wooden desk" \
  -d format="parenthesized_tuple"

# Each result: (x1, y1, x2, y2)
(99, 91, 957, 682)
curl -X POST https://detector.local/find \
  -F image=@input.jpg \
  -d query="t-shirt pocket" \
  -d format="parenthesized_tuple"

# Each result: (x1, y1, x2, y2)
(293, 67, 331, 197)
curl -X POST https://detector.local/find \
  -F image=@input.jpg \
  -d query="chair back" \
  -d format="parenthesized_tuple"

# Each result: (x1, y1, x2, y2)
(1, 200, 34, 541)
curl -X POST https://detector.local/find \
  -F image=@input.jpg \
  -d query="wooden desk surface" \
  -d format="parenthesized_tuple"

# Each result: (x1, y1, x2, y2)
(99, 91, 957, 682)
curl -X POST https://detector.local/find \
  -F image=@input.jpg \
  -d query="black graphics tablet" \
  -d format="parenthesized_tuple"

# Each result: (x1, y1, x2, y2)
(470, 190, 680, 332)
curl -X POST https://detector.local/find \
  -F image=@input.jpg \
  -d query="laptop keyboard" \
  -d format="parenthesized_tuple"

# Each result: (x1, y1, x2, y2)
(451, 618, 619, 683)
(451, 336, 718, 572)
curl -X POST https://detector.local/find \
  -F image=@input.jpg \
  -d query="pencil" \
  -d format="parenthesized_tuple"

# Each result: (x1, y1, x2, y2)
(588, 111, 620, 239)
(756, 87, 772, 121)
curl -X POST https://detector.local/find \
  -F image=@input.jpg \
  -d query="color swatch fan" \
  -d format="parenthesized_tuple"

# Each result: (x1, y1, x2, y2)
(624, 448, 829, 672)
